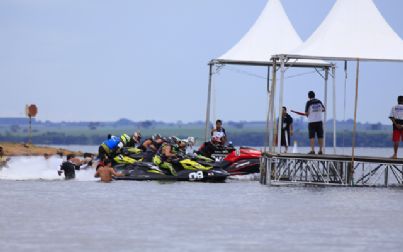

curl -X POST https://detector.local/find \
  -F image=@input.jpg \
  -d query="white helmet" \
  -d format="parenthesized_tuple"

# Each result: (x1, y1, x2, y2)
(186, 136, 195, 147)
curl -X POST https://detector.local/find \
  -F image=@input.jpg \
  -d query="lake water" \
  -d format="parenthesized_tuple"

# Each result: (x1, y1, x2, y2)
(0, 147, 402, 251)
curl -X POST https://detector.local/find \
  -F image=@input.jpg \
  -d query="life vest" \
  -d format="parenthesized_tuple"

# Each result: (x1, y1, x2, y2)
(101, 136, 121, 153)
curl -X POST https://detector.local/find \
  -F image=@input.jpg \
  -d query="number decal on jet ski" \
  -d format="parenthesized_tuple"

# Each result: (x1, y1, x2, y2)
(188, 171, 204, 181)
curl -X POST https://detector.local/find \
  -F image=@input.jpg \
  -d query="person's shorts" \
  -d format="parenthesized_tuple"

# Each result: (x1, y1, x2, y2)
(392, 130, 403, 142)
(308, 121, 324, 139)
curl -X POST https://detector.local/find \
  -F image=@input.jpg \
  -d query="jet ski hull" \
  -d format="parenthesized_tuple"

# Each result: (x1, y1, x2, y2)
(114, 163, 228, 182)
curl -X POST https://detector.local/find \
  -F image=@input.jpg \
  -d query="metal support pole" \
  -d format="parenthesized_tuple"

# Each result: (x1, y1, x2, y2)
(332, 65, 337, 154)
(342, 61, 348, 154)
(323, 68, 329, 153)
(351, 59, 360, 185)
(204, 63, 213, 142)
(264, 66, 271, 153)
(29, 116, 32, 145)
(277, 57, 286, 153)
(269, 60, 277, 153)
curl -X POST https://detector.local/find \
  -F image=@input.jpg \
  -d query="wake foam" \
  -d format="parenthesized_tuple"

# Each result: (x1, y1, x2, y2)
(0, 156, 97, 181)
(228, 173, 260, 181)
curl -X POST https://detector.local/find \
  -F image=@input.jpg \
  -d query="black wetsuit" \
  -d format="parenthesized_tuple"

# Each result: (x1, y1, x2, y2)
(60, 161, 76, 180)
(197, 142, 220, 158)
(140, 139, 164, 162)
(281, 113, 293, 146)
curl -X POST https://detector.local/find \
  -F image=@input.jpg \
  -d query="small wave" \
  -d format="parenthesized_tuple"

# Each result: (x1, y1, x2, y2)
(228, 173, 260, 181)
(0, 156, 97, 181)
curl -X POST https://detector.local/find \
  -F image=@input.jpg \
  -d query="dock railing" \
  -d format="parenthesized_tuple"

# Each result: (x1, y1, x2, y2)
(260, 153, 403, 187)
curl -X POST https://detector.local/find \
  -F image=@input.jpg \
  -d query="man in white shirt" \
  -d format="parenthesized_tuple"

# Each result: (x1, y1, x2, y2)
(292, 91, 325, 155)
(389, 96, 403, 159)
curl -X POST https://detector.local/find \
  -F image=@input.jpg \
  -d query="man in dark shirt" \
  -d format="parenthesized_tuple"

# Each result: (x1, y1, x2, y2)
(280, 107, 293, 153)
(58, 154, 77, 180)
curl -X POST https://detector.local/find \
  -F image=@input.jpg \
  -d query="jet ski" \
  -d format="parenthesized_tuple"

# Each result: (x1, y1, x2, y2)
(113, 161, 229, 182)
(217, 147, 262, 175)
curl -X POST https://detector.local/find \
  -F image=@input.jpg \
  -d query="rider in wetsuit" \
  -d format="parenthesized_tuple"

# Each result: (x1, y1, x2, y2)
(140, 134, 166, 162)
(98, 133, 131, 161)
(153, 137, 179, 176)
(197, 136, 225, 158)
(127, 131, 142, 148)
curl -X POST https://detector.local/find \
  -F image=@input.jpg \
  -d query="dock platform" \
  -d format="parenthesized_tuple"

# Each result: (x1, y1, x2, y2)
(260, 153, 403, 187)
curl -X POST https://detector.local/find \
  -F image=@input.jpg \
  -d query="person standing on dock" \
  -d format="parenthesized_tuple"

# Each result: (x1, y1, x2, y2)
(389, 96, 403, 159)
(291, 91, 325, 155)
(280, 107, 293, 153)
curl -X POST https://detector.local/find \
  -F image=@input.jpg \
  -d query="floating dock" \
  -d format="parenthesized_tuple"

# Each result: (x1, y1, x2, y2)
(260, 153, 403, 187)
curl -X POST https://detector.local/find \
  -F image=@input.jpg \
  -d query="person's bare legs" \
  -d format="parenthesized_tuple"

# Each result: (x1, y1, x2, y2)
(318, 138, 324, 154)
(310, 138, 315, 153)
(392, 141, 399, 159)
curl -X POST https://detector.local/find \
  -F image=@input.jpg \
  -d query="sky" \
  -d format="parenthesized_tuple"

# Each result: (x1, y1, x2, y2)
(0, 0, 402, 123)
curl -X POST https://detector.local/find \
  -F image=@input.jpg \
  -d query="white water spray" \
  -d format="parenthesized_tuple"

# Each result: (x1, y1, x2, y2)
(0, 156, 97, 181)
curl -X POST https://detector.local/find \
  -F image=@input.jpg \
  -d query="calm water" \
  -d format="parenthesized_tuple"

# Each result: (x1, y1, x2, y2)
(0, 148, 402, 251)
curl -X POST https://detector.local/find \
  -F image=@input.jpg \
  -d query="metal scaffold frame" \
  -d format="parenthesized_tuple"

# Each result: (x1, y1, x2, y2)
(260, 154, 403, 187)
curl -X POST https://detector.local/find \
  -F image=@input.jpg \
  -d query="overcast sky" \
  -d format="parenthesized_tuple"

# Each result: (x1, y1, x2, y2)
(0, 0, 402, 123)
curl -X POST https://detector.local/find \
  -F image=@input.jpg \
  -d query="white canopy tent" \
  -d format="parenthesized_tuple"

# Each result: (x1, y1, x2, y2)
(205, 0, 334, 150)
(285, 0, 403, 62)
(272, 0, 403, 180)
(214, 0, 326, 67)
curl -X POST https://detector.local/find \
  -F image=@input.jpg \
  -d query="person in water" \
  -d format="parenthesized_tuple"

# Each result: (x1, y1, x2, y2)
(94, 159, 123, 182)
(58, 154, 77, 180)
(211, 119, 227, 145)
(279, 107, 294, 153)
(292, 91, 325, 155)
(389, 95, 403, 159)
(98, 133, 131, 161)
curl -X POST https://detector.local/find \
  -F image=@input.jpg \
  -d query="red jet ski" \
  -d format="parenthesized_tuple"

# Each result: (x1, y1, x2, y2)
(197, 142, 262, 176)
(218, 147, 262, 175)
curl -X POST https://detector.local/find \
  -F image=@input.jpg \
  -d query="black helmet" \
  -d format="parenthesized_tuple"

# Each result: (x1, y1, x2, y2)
(152, 134, 161, 141)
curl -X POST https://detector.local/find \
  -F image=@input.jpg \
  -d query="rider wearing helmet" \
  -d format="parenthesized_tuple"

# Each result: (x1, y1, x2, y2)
(153, 137, 179, 176)
(170, 136, 193, 156)
(197, 135, 224, 158)
(128, 131, 142, 147)
(140, 134, 163, 152)
(98, 133, 130, 160)
(139, 134, 166, 162)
